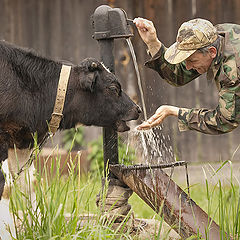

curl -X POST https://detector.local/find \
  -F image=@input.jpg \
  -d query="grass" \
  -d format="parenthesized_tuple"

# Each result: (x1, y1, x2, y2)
(7, 148, 240, 239)
(9, 149, 140, 240)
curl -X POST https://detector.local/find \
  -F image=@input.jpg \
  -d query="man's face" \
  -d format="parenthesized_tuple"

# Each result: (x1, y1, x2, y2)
(185, 47, 216, 74)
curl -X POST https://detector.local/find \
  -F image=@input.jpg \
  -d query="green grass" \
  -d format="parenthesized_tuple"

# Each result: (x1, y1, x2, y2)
(9, 151, 140, 240)
(8, 150, 240, 239)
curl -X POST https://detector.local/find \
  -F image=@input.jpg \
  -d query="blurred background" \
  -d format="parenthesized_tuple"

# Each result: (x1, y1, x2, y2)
(0, 0, 240, 164)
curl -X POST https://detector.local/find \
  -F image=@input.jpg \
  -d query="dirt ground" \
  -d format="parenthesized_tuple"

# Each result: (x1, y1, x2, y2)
(71, 214, 180, 240)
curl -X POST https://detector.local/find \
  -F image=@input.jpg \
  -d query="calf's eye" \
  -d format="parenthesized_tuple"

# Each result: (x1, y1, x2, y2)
(109, 86, 120, 96)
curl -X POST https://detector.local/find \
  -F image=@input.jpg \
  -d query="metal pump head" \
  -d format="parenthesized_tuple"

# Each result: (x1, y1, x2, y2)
(92, 5, 133, 40)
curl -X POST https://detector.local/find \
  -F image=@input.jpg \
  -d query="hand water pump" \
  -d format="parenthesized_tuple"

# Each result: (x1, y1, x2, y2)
(92, 5, 133, 178)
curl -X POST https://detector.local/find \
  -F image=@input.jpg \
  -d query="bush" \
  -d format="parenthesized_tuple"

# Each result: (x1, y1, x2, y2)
(62, 127, 136, 175)
(62, 126, 85, 151)
(87, 136, 136, 174)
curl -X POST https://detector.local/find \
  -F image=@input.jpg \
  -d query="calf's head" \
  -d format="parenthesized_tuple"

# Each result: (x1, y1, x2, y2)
(64, 58, 141, 132)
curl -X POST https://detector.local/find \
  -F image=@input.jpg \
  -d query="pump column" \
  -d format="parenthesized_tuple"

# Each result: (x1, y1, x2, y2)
(92, 5, 133, 178)
(99, 39, 118, 178)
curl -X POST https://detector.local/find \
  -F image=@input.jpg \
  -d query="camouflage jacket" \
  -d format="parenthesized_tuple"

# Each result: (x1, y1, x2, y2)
(145, 23, 240, 135)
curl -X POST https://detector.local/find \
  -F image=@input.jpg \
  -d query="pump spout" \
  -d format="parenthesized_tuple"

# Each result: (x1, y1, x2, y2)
(92, 5, 133, 40)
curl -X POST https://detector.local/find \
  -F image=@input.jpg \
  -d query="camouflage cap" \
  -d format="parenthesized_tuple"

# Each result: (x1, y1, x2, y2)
(164, 18, 218, 64)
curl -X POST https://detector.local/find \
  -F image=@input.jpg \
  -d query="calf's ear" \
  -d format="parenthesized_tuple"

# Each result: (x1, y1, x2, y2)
(80, 71, 98, 92)
(88, 62, 99, 72)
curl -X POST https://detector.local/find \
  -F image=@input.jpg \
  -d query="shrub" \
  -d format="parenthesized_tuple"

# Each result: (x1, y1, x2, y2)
(87, 136, 136, 174)
(62, 126, 85, 151)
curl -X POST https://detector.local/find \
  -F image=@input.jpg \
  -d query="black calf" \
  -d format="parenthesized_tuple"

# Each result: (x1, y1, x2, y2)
(0, 41, 140, 203)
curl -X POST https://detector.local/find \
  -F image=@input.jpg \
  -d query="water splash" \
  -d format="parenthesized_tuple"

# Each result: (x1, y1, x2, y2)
(129, 126, 174, 165)
(126, 38, 147, 121)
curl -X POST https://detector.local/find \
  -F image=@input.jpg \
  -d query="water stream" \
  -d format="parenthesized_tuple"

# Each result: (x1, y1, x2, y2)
(125, 38, 175, 164)
(126, 38, 147, 121)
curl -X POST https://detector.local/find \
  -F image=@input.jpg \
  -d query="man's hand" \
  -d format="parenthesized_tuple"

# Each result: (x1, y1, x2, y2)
(133, 17, 162, 56)
(137, 105, 179, 130)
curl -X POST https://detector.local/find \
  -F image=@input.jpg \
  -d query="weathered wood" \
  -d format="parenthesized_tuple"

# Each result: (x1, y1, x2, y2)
(0, 0, 239, 162)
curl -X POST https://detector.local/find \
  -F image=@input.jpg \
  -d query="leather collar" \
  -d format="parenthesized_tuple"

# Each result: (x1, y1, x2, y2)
(49, 65, 71, 135)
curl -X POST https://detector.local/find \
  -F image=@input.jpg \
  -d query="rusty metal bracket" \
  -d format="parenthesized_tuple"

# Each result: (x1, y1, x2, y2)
(118, 161, 187, 171)
(110, 164, 225, 239)
(118, 161, 191, 198)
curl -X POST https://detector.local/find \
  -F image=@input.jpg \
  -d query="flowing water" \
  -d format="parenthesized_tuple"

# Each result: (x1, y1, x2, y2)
(126, 38, 147, 121)
(125, 38, 175, 164)
(129, 127, 174, 164)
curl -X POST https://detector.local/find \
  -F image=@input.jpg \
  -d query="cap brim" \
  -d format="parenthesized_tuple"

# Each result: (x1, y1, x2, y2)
(164, 42, 196, 64)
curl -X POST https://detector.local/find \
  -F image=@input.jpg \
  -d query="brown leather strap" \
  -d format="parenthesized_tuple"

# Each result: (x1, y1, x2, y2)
(49, 65, 71, 135)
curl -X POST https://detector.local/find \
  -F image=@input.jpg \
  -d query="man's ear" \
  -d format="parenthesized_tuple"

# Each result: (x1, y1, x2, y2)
(208, 46, 217, 59)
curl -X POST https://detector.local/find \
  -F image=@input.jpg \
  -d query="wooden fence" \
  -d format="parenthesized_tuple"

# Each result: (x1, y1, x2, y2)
(0, 0, 240, 162)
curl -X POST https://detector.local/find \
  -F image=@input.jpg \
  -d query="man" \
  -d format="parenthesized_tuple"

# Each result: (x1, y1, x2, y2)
(134, 17, 240, 134)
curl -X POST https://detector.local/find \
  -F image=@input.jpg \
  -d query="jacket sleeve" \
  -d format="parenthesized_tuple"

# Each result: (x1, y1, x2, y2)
(145, 44, 201, 86)
(178, 64, 240, 134)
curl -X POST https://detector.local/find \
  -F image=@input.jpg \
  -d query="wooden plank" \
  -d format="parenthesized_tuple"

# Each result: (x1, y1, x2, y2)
(0, 0, 239, 162)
